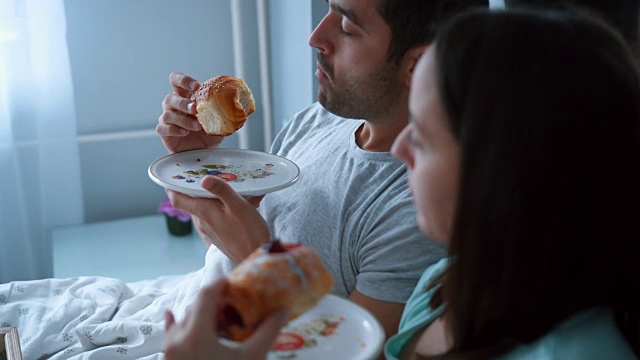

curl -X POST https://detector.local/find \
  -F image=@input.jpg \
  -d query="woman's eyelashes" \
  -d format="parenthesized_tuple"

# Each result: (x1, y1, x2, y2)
(409, 128, 424, 150)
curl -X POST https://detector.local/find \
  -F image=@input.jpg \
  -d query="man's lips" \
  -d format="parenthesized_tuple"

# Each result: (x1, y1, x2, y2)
(315, 63, 329, 81)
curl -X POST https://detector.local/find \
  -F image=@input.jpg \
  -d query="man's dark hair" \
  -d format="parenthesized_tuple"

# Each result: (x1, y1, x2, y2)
(377, 0, 489, 64)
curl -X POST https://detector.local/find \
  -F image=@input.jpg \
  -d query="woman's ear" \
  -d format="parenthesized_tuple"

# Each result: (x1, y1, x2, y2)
(403, 44, 430, 87)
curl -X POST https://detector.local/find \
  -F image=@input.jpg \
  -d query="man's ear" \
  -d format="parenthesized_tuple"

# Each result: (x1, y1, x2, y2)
(402, 44, 430, 87)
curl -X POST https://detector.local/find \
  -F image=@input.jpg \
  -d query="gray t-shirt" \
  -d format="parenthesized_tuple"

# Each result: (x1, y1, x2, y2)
(260, 103, 446, 303)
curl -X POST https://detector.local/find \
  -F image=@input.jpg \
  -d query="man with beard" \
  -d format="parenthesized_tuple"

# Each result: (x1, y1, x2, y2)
(157, 0, 487, 338)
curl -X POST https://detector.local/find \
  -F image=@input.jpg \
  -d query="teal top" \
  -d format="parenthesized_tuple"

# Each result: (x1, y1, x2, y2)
(384, 258, 637, 360)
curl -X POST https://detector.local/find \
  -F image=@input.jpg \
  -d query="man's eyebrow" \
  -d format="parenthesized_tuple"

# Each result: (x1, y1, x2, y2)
(327, 1, 361, 28)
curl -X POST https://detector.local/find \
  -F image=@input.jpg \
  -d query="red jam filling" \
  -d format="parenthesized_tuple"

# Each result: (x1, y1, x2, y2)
(262, 239, 301, 253)
(217, 303, 244, 338)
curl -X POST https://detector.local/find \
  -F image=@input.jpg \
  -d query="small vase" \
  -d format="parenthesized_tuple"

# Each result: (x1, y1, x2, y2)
(165, 215, 193, 236)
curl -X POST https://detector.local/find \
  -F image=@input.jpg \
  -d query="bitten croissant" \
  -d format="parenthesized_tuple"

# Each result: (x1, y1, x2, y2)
(191, 75, 255, 136)
(216, 240, 334, 342)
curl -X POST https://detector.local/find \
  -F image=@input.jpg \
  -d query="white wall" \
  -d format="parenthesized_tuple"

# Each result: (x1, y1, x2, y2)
(64, 0, 315, 223)
(268, 1, 315, 130)
(65, 0, 239, 136)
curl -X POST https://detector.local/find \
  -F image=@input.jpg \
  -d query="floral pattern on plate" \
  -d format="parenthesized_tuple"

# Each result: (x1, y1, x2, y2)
(272, 315, 345, 358)
(264, 295, 384, 360)
(172, 163, 275, 183)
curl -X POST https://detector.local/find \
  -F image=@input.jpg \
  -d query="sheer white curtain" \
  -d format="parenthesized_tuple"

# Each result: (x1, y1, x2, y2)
(0, 0, 83, 282)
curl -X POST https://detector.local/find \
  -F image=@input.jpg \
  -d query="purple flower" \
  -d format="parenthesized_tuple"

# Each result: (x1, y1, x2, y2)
(158, 198, 192, 222)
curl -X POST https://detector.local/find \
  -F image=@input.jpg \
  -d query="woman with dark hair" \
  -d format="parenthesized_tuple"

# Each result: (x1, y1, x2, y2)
(388, 7, 640, 360)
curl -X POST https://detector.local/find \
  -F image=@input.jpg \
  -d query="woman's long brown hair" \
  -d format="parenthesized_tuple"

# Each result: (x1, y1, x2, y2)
(418, 8, 640, 359)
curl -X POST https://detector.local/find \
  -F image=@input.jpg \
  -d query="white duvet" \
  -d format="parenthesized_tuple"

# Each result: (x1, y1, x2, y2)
(0, 245, 233, 359)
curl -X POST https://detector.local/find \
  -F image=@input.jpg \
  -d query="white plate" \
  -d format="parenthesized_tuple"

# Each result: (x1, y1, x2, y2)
(148, 149, 300, 198)
(267, 294, 386, 360)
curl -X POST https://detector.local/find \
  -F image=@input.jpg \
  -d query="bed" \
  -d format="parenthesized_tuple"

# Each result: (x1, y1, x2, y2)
(0, 245, 232, 359)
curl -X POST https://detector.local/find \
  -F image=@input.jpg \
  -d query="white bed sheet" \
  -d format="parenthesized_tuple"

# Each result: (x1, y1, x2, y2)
(0, 245, 234, 359)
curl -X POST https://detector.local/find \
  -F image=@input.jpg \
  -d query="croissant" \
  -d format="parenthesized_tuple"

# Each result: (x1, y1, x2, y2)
(217, 240, 334, 342)
(191, 75, 255, 136)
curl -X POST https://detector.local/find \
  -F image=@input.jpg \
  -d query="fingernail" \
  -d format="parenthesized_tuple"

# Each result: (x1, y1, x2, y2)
(180, 128, 189, 135)
(187, 102, 194, 112)
(189, 80, 198, 90)
(191, 121, 201, 130)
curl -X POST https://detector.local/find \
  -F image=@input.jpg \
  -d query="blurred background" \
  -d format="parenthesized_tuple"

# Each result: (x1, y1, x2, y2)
(0, 0, 504, 282)
(0, 0, 328, 282)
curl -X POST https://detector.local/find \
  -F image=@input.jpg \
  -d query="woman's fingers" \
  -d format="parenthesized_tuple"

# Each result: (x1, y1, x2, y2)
(191, 279, 229, 330)
(165, 310, 176, 331)
(245, 310, 288, 357)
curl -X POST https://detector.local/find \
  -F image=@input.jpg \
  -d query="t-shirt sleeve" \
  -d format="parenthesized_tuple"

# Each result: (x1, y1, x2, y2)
(354, 196, 447, 303)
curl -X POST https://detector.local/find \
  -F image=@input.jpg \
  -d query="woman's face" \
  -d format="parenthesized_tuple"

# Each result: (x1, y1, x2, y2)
(392, 46, 460, 244)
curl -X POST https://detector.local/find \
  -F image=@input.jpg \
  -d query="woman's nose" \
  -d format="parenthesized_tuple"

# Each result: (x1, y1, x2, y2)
(392, 126, 413, 168)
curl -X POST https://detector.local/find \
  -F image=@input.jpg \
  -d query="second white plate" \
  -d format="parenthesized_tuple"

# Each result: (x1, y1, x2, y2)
(267, 294, 386, 360)
(148, 149, 300, 197)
